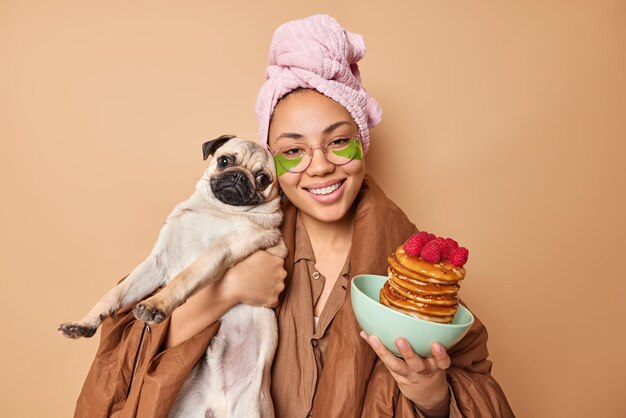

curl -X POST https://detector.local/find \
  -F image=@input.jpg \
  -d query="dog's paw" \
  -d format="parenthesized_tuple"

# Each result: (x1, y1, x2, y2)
(133, 302, 167, 323)
(58, 322, 97, 339)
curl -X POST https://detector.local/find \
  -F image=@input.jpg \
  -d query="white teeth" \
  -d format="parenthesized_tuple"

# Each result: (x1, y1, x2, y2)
(308, 182, 341, 195)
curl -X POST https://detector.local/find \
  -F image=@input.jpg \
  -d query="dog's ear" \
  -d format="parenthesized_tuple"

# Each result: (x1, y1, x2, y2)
(202, 134, 236, 161)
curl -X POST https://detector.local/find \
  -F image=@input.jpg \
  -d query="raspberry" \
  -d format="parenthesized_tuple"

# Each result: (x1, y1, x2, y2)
(404, 231, 434, 255)
(434, 237, 450, 259)
(445, 238, 459, 253)
(450, 247, 469, 267)
(420, 240, 442, 263)
(403, 234, 425, 257)
(427, 233, 436, 242)
(415, 231, 431, 244)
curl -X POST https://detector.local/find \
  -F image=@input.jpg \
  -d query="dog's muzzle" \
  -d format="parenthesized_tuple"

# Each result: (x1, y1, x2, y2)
(210, 171, 263, 206)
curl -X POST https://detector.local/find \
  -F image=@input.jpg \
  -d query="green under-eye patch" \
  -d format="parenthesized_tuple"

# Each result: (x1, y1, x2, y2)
(274, 154, 303, 176)
(332, 139, 363, 161)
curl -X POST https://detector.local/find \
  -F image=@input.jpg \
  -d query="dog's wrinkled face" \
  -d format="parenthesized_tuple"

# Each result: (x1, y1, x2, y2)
(201, 135, 279, 207)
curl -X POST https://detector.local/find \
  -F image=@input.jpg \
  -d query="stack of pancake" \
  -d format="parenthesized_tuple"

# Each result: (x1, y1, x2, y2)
(380, 247, 466, 323)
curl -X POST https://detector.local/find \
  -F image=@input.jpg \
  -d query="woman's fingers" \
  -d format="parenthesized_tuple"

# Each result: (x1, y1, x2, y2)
(360, 332, 452, 377)
(395, 337, 432, 375)
(360, 331, 409, 376)
(223, 250, 286, 306)
(430, 342, 451, 370)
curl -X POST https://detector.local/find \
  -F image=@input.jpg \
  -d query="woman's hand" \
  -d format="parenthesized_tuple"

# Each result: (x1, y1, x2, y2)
(360, 331, 451, 418)
(165, 250, 287, 348)
(219, 249, 287, 307)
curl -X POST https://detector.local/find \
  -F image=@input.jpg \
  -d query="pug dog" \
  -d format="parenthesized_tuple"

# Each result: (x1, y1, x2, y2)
(59, 135, 286, 418)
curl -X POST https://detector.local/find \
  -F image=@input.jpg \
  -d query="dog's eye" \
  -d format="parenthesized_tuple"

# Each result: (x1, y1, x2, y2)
(256, 173, 271, 188)
(217, 156, 232, 168)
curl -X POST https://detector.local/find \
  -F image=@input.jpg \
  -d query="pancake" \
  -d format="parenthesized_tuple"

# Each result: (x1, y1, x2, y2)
(387, 267, 460, 297)
(387, 248, 465, 284)
(380, 283, 456, 323)
(380, 246, 466, 324)
(387, 272, 459, 306)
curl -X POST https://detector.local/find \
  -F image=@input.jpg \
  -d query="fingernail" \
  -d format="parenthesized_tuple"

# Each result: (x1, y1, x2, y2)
(368, 336, 380, 349)
(433, 343, 443, 354)
(359, 331, 367, 339)
(396, 339, 407, 350)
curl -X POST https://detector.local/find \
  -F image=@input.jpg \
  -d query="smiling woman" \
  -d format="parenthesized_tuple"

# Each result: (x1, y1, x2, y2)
(73, 14, 514, 418)
(250, 17, 512, 415)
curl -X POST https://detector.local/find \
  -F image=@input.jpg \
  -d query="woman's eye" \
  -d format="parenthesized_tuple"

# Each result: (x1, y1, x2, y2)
(283, 147, 304, 157)
(256, 173, 270, 187)
(218, 156, 231, 168)
(328, 137, 352, 148)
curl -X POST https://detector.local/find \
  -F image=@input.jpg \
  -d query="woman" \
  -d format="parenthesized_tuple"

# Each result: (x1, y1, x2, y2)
(75, 15, 513, 418)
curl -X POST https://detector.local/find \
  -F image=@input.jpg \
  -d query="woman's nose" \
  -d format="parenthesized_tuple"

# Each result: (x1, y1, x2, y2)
(306, 147, 335, 176)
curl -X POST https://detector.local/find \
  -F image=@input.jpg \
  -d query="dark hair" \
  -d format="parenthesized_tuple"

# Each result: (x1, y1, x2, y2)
(280, 86, 308, 100)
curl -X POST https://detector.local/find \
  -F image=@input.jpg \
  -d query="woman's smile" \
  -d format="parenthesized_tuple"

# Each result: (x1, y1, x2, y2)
(303, 178, 345, 199)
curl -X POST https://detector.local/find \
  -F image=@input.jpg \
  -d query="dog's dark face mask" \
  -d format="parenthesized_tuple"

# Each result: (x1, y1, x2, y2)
(210, 170, 264, 206)
(202, 135, 271, 207)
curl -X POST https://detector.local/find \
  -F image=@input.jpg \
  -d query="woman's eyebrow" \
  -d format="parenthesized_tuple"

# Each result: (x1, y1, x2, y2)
(276, 132, 303, 141)
(323, 121, 352, 134)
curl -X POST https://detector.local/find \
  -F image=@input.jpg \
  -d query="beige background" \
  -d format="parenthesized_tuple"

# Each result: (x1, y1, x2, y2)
(1, 1, 625, 417)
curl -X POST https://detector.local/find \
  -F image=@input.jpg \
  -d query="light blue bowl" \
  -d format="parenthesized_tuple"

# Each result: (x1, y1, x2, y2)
(351, 274, 474, 357)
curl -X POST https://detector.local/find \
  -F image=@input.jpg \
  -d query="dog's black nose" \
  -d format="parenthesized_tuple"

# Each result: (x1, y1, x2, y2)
(228, 171, 246, 183)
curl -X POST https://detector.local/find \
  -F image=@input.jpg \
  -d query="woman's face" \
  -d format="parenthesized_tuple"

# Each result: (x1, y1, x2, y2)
(268, 89, 365, 224)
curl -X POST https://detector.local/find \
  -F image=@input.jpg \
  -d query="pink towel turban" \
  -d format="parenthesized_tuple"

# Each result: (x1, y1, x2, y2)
(255, 14, 382, 154)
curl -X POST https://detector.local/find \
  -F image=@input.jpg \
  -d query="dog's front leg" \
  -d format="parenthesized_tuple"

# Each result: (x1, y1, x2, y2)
(59, 256, 164, 338)
(133, 230, 281, 323)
